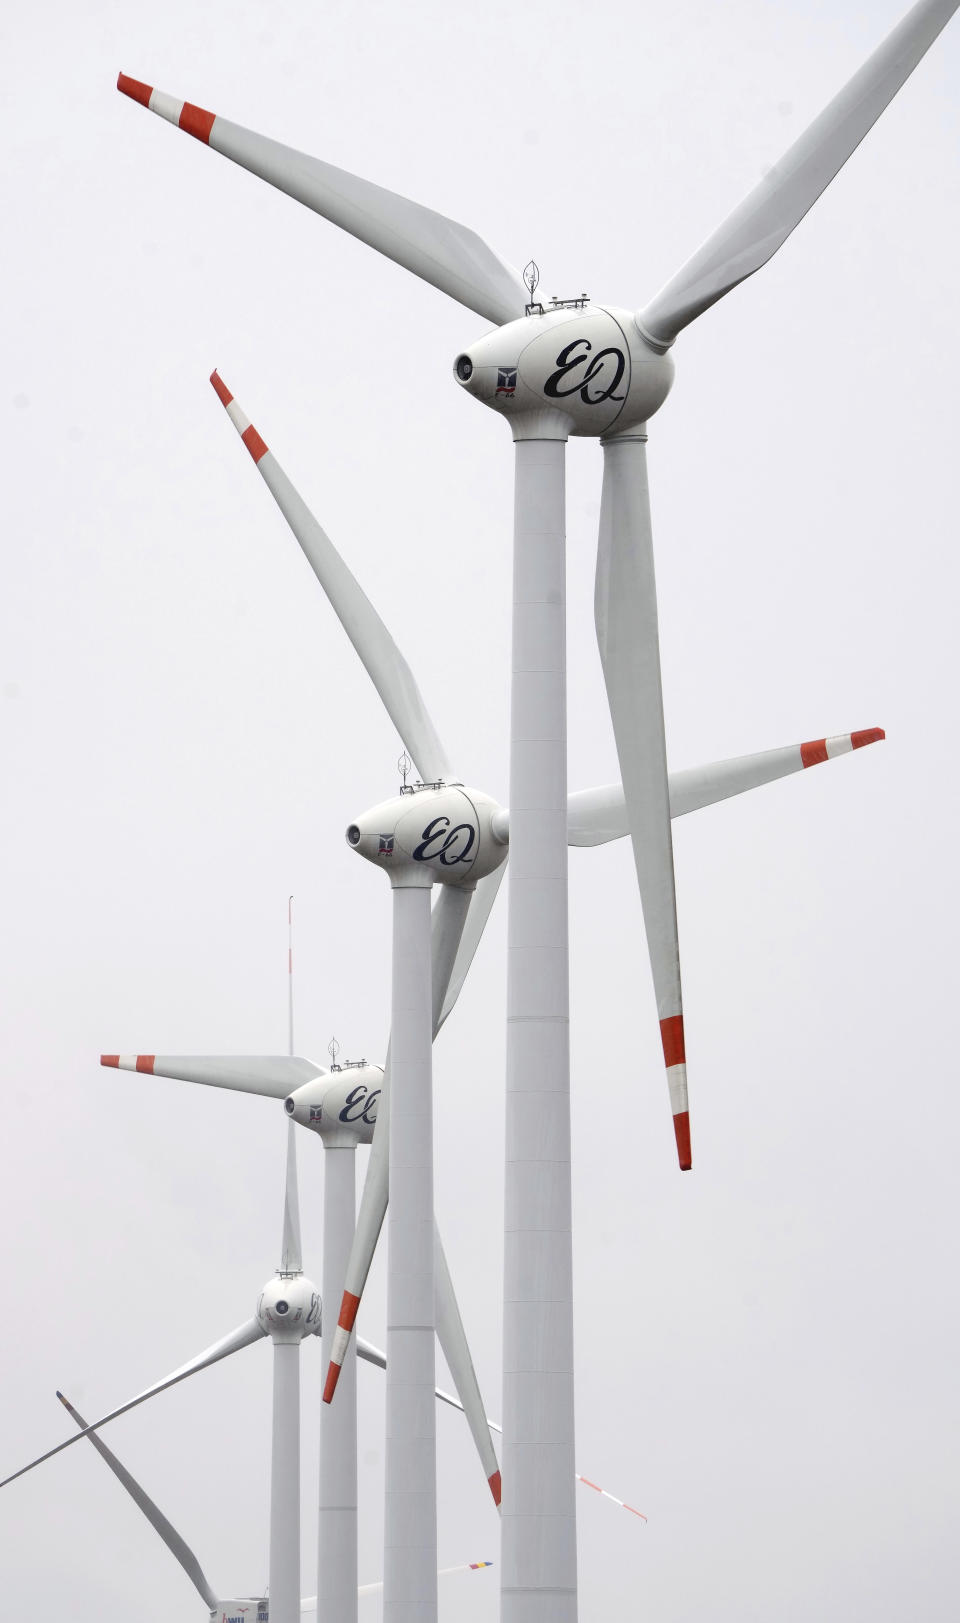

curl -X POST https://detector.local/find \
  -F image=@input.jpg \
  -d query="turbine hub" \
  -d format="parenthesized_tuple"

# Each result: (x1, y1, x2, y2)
(285, 1063, 383, 1143)
(346, 782, 505, 889)
(453, 303, 673, 438)
(257, 1273, 321, 1344)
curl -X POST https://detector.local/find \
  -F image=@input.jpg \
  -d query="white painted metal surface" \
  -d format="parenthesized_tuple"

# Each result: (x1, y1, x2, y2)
(384, 878, 437, 1623)
(269, 1341, 300, 1623)
(318, 1143, 359, 1623)
(502, 431, 578, 1623)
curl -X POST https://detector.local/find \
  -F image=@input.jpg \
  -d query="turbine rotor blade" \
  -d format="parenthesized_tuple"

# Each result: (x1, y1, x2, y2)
(100, 1054, 325, 1100)
(117, 75, 527, 327)
(639, 0, 960, 345)
(433, 1223, 502, 1507)
(324, 886, 473, 1402)
(57, 1392, 220, 1612)
(595, 434, 690, 1170)
(0, 1319, 265, 1491)
(300, 1561, 495, 1607)
(566, 727, 885, 842)
(210, 372, 453, 786)
(436, 864, 506, 1033)
(668, 728, 886, 818)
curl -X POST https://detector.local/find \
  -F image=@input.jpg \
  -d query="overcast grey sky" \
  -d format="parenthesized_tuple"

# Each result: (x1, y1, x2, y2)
(3, 1, 959, 1618)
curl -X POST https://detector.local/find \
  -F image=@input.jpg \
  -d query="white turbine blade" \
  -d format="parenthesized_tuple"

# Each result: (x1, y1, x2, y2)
(436, 864, 506, 1032)
(324, 886, 472, 1403)
(117, 75, 527, 328)
(57, 1392, 220, 1612)
(566, 727, 886, 842)
(300, 1561, 494, 1607)
(594, 435, 690, 1171)
(640, 0, 959, 345)
(100, 1053, 325, 1100)
(575, 1473, 648, 1525)
(668, 727, 886, 818)
(355, 1562, 495, 1599)
(280, 1117, 302, 1275)
(209, 372, 453, 787)
(433, 1222, 502, 1507)
(0, 1319, 265, 1491)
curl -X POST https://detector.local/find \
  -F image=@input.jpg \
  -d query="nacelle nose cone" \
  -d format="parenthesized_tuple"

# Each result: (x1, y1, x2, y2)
(346, 784, 505, 886)
(257, 1275, 321, 1342)
(454, 305, 673, 436)
(285, 1065, 383, 1142)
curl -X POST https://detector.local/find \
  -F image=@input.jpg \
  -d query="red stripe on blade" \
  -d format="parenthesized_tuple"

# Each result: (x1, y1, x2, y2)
(209, 370, 233, 407)
(624, 1503, 648, 1521)
(101, 1055, 119, 1068)
(673, 1110, 692, 1171)
(241, 424, 268, 463)
(323, 1362, 342, 1404)
(488, 1470, 502, 1506)
(801, 738, 828, 768)
(135, 1055, 155, 1073)
(117, 74, 153, 107)
(337, 1291, 360, 1333)
(580, 1477, 602, 1493)
(852, 728, 885, 749)
(179, 101, 216, 143)
(660, 1014, 685, 1069)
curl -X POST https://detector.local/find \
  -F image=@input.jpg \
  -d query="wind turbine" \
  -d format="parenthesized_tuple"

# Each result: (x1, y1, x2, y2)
(57, 1388, 495, 1620)
(112, 10, 951, 1610)
(201, 369, 885, 1416)
(94, 1046, 502, 1623)
(0, 1106, 477, 1623)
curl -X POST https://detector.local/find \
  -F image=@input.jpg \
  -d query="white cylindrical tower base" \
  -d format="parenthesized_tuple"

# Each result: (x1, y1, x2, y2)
(269, 1339, 301, 1623)
(319, 1143, 359, 1623)
(384, 879, 437, 1623)
(502, 432, 578, 1622)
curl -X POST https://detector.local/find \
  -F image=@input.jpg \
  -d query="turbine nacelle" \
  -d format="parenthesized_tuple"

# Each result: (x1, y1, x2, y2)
(256, 1274, 321, 1345)
(284, 1063, 383, 1143)
(346, 783, 506, 888)
(453, 303, 674, 438)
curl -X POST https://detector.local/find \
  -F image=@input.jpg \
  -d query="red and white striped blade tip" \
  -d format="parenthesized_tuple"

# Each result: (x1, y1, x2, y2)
(673, 1111, 692, 1172)
(101, 1054, 155, 1073)
(323, 1289, 362, 1403)
(117, 75, 217, 146)
(660, 1016, 692, 1171)
(800, 727, 885, 768)
(208, 371, 270, 464)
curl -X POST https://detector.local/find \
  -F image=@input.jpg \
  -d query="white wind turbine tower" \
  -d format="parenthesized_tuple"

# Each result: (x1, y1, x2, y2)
(191, 370, 886, 1618)
(112, 0, 955, 1588)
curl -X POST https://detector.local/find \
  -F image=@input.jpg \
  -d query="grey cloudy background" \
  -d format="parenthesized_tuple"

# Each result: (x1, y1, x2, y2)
(2, 0, 959, 1617)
